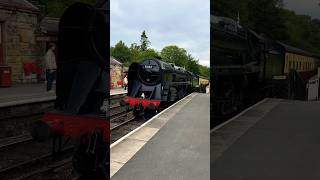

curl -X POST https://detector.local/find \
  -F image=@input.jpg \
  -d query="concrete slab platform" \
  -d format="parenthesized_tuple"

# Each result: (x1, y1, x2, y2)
(0, 85, 125, 110)
(111, 93, 210, 180)
(0, 84, 55, 107)
(212, 99, 320, 180)
(0, 85, 126, 120)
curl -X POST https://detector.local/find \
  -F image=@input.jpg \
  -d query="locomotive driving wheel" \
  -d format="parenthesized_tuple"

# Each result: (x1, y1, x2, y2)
(73, 129, 109, 179)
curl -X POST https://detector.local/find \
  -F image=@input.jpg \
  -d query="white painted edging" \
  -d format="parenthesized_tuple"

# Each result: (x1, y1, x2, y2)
(110, 93, 195, 148)
(210, 98, 269, 133)
(111, 91, 127, 96)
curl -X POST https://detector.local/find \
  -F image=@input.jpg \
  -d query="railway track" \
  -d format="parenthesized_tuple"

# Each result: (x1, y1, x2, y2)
(0, 93, 134, 180)
(0, 134, 33, 149)
(0, 92, 157, 180)
(0, 136, 74, 180)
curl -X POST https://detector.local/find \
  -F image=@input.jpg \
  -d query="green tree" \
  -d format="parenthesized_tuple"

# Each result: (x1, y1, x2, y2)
(140, 30, 150, 51)
(247, 0, 287, 40)
(39, 0, 97, 17)
(138, 49, 159, 61)
(199, 65, 210, 78)
(185, 54, 200, 74)
(127, 44, 159, 66)
(212, 0, 320, 53)
(111, 41, 131, 64)
(129, 43, 141, 64)
(160, 45, 188, 67)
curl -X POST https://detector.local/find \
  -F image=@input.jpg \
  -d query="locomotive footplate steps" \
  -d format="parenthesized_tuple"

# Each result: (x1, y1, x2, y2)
(211, 99, 320, 179)
(110, 93, 210, 179)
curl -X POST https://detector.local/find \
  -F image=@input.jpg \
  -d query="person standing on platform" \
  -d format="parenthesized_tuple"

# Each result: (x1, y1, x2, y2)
(123, 74, 128, 90)
(45, 43, 57, 92)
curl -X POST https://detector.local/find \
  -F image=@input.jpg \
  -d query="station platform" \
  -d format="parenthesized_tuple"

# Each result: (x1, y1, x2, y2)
(0, 83, 55, 108)
(0, 85, 126, 107)
(110, 93, 210, 180)
(0, 84, 126, 119)
(212, 98, 320, 180)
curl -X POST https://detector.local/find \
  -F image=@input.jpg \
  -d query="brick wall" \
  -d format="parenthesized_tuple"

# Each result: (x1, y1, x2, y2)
(0, 9, 42, 83)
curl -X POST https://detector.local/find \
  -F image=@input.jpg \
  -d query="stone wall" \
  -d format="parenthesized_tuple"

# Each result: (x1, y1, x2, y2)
(0, 9, 42, 83)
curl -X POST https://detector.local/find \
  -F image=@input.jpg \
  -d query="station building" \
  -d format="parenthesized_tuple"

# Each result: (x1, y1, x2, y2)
(0, 0, 59, 84)
(110, 57, 124, 89)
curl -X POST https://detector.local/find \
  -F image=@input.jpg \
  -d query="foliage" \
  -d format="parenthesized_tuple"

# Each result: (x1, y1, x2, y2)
(111, 31, 209, 78)
(38, 0, 97, 17)
(199, 65, 210, 78)
(110, 41, 131, 65)
(160, 45, 188, 67)
(212, 0, 320, 54)
(140, 31, 151, 51)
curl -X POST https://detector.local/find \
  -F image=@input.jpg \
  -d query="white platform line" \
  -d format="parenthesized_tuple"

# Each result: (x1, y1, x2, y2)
(210, 98, 269, 133)
(110, 92, 195, 148)
(111, 91, 127, 96)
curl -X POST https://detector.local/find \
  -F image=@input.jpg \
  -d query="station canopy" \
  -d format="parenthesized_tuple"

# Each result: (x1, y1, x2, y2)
(110, 57, 123, 66)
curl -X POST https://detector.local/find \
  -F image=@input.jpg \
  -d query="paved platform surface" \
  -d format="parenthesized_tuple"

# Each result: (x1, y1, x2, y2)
(111, 93, 210, 180)
(0, 84, 126, 107)
(0, 84, 55, 107)
(212, 99, 320, 180)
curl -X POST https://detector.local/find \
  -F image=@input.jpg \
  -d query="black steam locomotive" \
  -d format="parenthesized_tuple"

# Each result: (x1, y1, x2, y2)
(122, 57, 199, 117)
(212, 15, 320, 125)
(32, 2, 109, 179)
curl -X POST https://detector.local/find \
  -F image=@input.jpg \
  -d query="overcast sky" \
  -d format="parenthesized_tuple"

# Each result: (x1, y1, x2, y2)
(283, 0, 320, 19)
(110, 0, 210, 67)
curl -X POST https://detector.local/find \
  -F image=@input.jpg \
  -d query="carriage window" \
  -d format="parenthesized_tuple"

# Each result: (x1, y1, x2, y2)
(299, 62, 302, 71)
(289, 61, 291, 69)
(299, 62, 301, 70)
(298, 62, 300, 70)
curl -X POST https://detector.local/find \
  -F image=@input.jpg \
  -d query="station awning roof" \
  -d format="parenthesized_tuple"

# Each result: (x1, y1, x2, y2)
(110, 57, 123, 65)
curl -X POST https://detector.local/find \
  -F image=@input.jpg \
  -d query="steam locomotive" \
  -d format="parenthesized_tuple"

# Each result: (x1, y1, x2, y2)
(212, 15, 320, 125)
(122, 57, 199, 117)
(32, 2, 109, 179)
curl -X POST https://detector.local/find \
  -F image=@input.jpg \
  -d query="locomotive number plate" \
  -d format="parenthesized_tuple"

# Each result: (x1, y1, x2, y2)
(144, 65, 153, 69)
